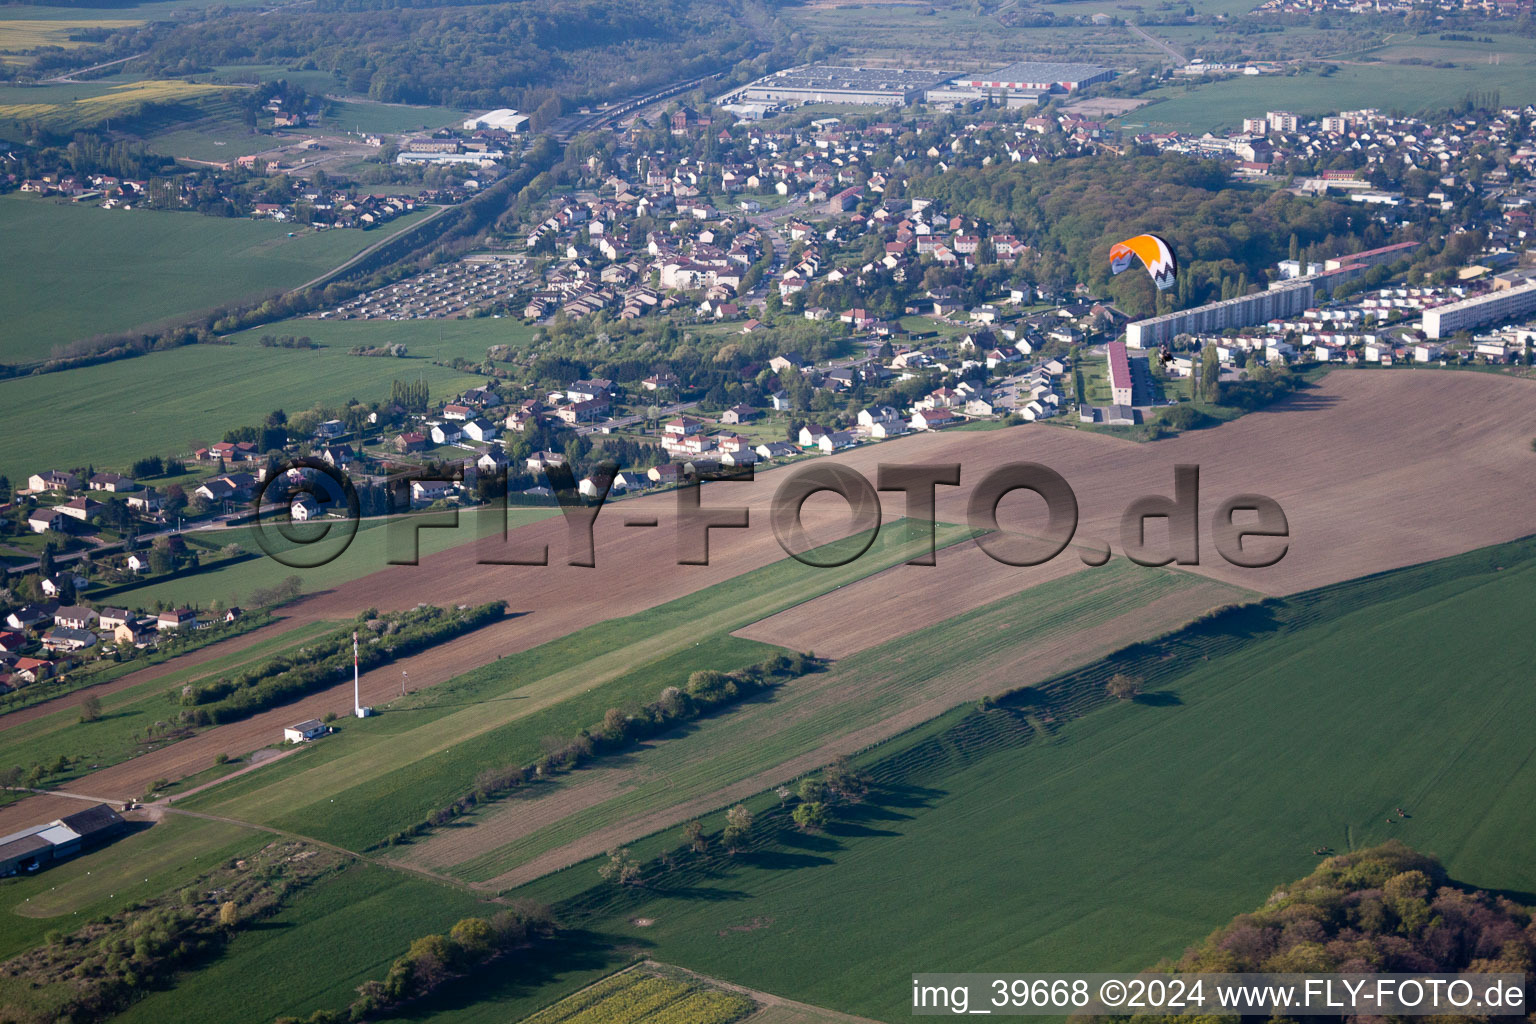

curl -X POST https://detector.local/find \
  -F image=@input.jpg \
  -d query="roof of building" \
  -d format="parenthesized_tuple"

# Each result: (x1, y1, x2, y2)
(1107, 342, 1134, 393)
(58, 803, 125, 839)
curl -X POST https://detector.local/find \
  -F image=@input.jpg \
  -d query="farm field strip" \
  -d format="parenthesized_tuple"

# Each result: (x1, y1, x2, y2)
(418, 561, 1248, 888)
(182, 522, 974, 839)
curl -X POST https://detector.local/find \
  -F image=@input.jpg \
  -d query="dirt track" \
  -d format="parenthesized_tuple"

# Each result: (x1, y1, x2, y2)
(3, 370, 1534, 837)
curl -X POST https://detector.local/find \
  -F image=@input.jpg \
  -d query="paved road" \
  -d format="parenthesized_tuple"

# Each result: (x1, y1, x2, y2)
(43, 53, 145, 83)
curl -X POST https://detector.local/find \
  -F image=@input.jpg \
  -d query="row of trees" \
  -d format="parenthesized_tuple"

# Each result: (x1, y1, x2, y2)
(385, 653, 821, 847)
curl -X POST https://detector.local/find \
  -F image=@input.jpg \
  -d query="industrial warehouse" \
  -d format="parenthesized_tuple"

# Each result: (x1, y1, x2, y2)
(953, 60, 1115, 91)
(737, 65, 952, 106)
(732, 60, 1118, 113)
(0, 804, 127, 877)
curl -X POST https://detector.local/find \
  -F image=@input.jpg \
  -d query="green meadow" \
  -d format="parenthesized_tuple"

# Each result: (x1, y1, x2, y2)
(0, 194, 434, 362)
(0, 340, 486, 485)
(1133, 60, 1536, 133)
(225, 314, 541, 364)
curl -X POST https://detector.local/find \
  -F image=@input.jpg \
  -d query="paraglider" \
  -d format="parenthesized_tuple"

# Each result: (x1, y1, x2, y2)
(1110, 233, 1177, 292)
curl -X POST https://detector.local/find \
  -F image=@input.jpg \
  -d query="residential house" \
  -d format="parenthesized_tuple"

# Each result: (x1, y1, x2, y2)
(429, 422, 463, 445)
(12, 658, 54, 684)
(27, 509, 69, 534)
(97, 608, 132, 632)
(52, 606, 97, 631)
(911, 408, 964, 431)
(156, 608, 198, 632)
(410, 480, 456, 505)
(27, 471, 80, 493)
(56, 497, 103, 522)
(88, 473, 137, 493)
(42, 628, 96, 653)
(6, 603, 59, 631)
(755, 441, 798, 460)
(462, 417, 500, 442)
(720, 404, 760, 425)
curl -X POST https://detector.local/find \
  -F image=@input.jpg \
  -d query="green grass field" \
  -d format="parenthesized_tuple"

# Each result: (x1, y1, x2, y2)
(225, 314, 540, 364)
(1132, 59, 1536, 133)
(447, 536, 1536, 1024)
(112, 859, 492, 1024)
(0, 195, 435, 363)
(0, 339, 486, 485)
(0, 815, 264, 961)
(180, 522, 973, 852)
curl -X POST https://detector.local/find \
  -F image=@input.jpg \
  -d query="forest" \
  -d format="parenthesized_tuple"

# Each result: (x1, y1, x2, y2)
(119, 0, 805, 110)
(901, 153, 1390, 317)
(1112, 841, 1535, 992)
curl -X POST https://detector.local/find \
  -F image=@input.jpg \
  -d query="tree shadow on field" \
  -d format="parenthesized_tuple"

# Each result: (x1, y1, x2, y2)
(735, 849, 834, 871)
(389, 929, 632, 1021)
(826, 821, 899, 838)
(821, 801, 904, 838)
(641, 881, 753, 902)
(1132, 691, 1183, 707)
(775, 830, 843, 854)
(867, 783, 947, 812)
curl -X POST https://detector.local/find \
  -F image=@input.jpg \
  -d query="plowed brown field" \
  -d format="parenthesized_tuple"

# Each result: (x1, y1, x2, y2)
(4, 369, 1532, 839)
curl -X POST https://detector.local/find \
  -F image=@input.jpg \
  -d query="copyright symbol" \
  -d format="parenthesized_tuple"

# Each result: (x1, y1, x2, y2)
(250, 457, 360, 568)
(1099, 980, 1126, 1007)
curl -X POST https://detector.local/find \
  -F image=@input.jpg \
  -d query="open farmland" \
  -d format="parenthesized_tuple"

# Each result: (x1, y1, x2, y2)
(0, 337, 484, 485)
(0, 79, 234, 134)
(109, 858, 492, 1024)
(403, 560, 1247, 891)
(0, 19, 141, 60)
(225, 311, 540, 364)
(173, 522, 971, 850)
(1131, 60, 1536, 134)
(490, 536, 1536, 1024)
(0, 194, 434, 363)
(4, 370, 1532, 841)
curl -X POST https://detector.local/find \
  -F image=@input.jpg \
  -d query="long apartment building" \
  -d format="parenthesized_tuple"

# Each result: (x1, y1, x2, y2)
(1126, 241, 1421, 349)
(1421, 282, 1536, 339)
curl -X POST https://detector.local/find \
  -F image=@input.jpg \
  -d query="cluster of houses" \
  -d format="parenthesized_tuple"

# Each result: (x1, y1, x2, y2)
(16, 169, 427, 230)
(1137, 105, 1536, 245)
(309, 99, 1534, 345)
(1255, 0, 1530, 18)
(0, 599, 231, 696)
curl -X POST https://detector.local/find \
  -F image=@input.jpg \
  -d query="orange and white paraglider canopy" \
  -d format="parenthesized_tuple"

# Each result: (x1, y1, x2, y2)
(1109, 233, 1177, 291)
